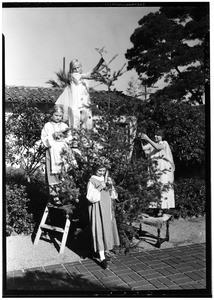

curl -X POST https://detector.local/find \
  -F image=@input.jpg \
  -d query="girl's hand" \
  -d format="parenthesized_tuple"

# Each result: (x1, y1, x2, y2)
(53, 132, 62, 140)
(141, 133, 149, 140)
(107, 177, 113, 185)
(102, 182, 106, 187)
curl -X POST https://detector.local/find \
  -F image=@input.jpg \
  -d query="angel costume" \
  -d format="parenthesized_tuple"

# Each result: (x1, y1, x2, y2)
(41, 121, 71, 195)
(144, 141, 175, 209)
(55, 72, 92, 129)
(86, 175, 120, 253)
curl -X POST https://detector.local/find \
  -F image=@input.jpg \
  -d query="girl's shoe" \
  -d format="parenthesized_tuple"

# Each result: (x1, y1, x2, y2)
(100, 259, 108, 269)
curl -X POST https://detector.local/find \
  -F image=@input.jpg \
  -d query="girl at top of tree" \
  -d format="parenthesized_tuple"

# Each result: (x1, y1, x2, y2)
(56, 57, 103, 130)
(86, 157, 120, 269)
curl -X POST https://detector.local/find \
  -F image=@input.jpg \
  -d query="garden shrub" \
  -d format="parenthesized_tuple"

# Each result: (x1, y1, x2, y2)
(6, 167, 27, 185)
(6, 102, 48, 178)
(6, 183, 35, 235)
(6, 167, 48, 234)
(174, 177, 206, 218)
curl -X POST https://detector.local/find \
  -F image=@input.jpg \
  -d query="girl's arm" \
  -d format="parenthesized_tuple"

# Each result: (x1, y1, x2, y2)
(80, 72, 93, 80)
(140, 133, 165, 151)
(62, 126, 73, 145)
(71, 72, 93, 83)
(141, 143, 152, 151)
(41, 123, 54, 148)
(52, 123, 70, 141)
(86, 181, 101, 203)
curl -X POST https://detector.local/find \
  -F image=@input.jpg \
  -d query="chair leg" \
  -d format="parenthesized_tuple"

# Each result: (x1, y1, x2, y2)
(165, 219, 170, 241)
(59, 216, 71, 254)
(156, 228, 161, 248)
(34, 206, 49, 245)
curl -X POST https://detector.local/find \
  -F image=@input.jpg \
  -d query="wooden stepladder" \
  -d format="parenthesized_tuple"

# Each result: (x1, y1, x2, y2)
(34, 204, 71, 254)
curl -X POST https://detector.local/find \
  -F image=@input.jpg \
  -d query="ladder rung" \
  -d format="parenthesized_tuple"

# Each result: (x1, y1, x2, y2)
(40, 224, 64, 233)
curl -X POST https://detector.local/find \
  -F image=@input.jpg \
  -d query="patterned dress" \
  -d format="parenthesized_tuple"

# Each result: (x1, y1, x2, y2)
(41, 121, 71, 195)
(87, 175, 120, 253)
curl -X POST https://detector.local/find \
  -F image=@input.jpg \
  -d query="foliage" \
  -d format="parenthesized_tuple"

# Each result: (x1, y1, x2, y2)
(6, 183, 35, 235)
(174, 177, 206, 218)
(5, 102, 49, 178)
(126, 76, 146, 98)
(6, 167, 27, 185)
(125, 5, 209, 104)
(46, 69, 71, 88)
(6, 167, 48, 235)
(91, 47, 127, 91)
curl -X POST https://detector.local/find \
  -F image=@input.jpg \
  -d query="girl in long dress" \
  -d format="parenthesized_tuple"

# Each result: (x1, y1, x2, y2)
(140, 129, 175, 212)
(41, 104, 72, 205)
(55, 59, 93, 130)
(86, 161, 120, 269)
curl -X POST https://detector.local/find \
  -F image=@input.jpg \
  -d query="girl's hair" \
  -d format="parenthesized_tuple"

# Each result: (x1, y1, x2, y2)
(51, 104, 64, 115)
(93, 156, 111, 172)
(70, 59, 82, 73)
(155, 128, 165, 138)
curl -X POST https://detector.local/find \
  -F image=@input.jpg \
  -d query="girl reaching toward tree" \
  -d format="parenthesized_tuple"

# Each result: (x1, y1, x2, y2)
(139, 129, 175, 215)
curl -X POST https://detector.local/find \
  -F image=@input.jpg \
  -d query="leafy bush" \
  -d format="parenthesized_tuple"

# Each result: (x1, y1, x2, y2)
(6, 102, 48, 177)
(6, 167, 27, 185)
(6, 183, 35, 235)
(174, 177, 206, 218)
(6, 167, 48, 234)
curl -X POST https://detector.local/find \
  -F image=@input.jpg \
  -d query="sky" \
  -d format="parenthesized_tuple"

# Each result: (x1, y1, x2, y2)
(2, 4, 159, 93)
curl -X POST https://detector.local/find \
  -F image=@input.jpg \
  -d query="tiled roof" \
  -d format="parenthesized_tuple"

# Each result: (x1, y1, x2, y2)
(5, 85, 137, 103)
(5, 86, 64, 103)
(4, 85, 141, 114)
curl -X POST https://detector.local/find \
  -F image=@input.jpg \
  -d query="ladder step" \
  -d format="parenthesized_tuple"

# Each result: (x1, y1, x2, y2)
(40, 224, 64, 233)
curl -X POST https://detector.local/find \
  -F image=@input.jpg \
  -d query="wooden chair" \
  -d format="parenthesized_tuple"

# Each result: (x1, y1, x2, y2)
(34, 204, 71, 254)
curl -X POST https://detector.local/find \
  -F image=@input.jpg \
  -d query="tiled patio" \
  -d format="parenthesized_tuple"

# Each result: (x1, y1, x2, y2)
(5, 243, 210, 297)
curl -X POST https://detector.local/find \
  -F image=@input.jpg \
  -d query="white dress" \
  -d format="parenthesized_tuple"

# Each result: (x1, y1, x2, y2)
(145, 141, 175, 209)
(55, 73, 92, 129)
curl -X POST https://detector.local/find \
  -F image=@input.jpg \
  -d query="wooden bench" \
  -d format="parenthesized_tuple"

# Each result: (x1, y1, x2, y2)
(138, 213, 172, 248)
